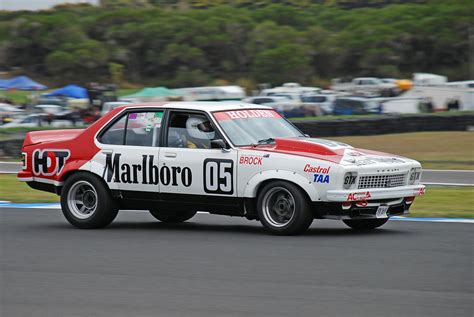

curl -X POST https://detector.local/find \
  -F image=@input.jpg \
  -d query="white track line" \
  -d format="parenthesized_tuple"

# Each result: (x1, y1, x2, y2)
(423, 169, 474, 173)
(422, 182, 473, 187)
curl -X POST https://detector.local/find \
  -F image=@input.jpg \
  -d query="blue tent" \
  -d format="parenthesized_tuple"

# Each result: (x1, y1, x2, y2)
(0, 76, 47, 90)
(45, 84, 88, 99)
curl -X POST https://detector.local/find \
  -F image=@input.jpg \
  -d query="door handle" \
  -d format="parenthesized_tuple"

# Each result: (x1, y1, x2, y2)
(102, 149, 113, 154)
(164, 152, 177, 158)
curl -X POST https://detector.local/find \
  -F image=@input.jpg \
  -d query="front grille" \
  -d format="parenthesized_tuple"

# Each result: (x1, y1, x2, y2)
(358, 173, 407, 189)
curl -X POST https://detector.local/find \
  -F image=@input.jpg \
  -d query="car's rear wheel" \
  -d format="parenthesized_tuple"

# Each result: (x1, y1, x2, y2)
(61, 172, 118, 229)
(343, 218, 388, 230)
(257, 181, 313, 235)
(149, 210, 197, 223)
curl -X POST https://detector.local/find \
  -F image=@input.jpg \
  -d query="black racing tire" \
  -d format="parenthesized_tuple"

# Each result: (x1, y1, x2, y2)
(149, 210, 197, 223)
(60, 172, 118, 229)
(343, 218, 388, 230)
(257, 181, 313, 235)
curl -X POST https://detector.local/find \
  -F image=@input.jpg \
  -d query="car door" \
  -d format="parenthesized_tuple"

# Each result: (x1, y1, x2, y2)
(158, 109, 238, 207)
(95, 109, 164, 200)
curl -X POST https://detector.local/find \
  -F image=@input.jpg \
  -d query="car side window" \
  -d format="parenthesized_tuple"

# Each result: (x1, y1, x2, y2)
(166, 112, 221, 149)
(100, 111, 163, 146)
(125, 111, 164, 146)
(100, 115, 127, 145)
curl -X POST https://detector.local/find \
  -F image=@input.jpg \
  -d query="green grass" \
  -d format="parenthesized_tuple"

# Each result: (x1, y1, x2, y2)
(409, 187, 474, 218)
(0, 90, 36, 105)
(329, 132, 474, 170)
(0, 88, 144, 105)
(0, 174, 472, 218)
(0, 174, 59, 203)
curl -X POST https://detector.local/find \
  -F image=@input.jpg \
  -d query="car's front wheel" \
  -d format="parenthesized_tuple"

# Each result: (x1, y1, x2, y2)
(61, 172, 118, 229)
(149, 210, 197, 223)
(257, 181, 313, 235)
(343, 218, 388, 230)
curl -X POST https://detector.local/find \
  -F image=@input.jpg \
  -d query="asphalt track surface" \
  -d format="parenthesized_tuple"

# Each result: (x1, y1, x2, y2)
(1, 208, 472, 317)
(0, 162, 473, 185)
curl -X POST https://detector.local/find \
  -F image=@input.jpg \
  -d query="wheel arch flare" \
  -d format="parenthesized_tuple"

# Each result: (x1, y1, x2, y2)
(242, 170, 321, 201)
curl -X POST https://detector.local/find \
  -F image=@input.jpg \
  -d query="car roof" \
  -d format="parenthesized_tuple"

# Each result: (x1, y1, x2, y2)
(116, 101, 272, 113)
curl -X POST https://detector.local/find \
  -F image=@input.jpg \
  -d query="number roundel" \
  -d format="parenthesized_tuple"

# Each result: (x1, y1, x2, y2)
(203, 159, 234, 195)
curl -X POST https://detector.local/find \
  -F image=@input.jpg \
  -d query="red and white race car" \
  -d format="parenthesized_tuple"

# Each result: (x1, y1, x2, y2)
(18, 102, 425, 235)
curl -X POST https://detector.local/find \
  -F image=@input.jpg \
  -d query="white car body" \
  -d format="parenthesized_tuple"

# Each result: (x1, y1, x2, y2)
(19, 102, 425, 234)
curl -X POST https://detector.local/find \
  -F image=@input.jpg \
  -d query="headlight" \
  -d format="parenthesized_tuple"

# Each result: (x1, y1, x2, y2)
(343, 172, 357, 189)
(409, 167, 422, 185)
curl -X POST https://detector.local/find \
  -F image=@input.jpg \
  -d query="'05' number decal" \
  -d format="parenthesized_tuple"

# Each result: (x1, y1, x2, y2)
(203, 159, 234, 195)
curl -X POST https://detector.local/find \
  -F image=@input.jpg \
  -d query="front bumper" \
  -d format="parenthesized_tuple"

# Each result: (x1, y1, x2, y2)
(325, 184, 425, 202)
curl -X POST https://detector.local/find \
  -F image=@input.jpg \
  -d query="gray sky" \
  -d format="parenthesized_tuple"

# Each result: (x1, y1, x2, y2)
(0, 0, 99, 11)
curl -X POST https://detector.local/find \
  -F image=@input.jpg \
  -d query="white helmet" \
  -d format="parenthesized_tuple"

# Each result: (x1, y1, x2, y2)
(186, 116, 215, 140)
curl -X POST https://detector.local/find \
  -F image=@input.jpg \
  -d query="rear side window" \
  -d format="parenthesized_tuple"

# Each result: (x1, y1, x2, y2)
(100, 115, 126, 145)
(99, 111, 164, 147)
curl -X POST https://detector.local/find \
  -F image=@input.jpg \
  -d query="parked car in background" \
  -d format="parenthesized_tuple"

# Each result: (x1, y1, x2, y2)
(381, 78, 413, 92)
(333, 97, 382, 115)
(331, 77, 399, 97)
(176, 86, 245, 101)
(35, 104, 64, 114)
(243, 95, 302, 117)
(301, 94, 336, 115)
(2, 113, 47, 128)
(0, 103, 24, 124)
(36, 96, 68, 108)
(242, 96, 290, 105)
(260, 83, 321, 101)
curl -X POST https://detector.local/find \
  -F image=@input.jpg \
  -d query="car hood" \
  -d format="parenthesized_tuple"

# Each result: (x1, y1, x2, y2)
(243, 137, 412, 166)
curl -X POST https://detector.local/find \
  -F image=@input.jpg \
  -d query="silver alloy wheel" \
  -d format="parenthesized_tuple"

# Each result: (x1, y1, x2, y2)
(262, 187, 296, 227)
(67, 180, 98, 219)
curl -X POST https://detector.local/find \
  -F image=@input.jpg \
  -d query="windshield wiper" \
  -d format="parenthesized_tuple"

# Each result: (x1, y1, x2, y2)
(252, 138, 275, 147)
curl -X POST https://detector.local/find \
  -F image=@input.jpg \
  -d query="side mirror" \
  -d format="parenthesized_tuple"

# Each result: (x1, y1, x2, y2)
(211, 139, 229, 151)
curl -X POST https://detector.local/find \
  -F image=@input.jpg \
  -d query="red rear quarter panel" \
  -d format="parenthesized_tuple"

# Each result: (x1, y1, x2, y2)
(18, 108, 124, 184)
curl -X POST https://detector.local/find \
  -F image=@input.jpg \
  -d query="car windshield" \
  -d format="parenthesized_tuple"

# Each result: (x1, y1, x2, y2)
(213, 109, 304, 146)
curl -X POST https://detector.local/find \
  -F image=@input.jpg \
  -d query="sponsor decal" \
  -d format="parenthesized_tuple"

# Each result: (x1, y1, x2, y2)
(313, 174, 330, 183)
(239, 154, 270, 165)
(203, 159, 234, 195)
(303, 165, 331, 184)
(103, 153, 192, 187)
(303, 164, 330, 174)
(32, 149, 70, 176)
(214, 110, 280, 121)
(347, 191, 372, 202)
